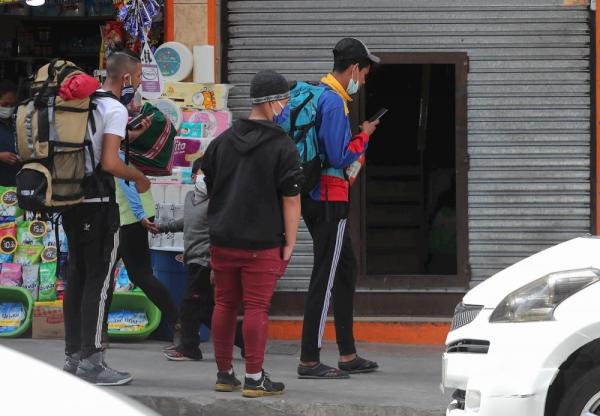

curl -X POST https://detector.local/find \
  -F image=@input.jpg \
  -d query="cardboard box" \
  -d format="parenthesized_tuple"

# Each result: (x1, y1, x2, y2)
(32, 300, 64, 339)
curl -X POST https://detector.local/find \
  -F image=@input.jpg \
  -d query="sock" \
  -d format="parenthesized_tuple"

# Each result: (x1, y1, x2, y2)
(227, 368, 233, 375)
(246, 371, 262, 381)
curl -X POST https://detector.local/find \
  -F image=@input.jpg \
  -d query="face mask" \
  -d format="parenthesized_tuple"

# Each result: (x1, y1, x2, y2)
(0, 106, 15, 119)
(346, 65, 359, 95)
(272, 102, 289, 124)
(120, 77, 135, 106)
(195, 174, 207, 194)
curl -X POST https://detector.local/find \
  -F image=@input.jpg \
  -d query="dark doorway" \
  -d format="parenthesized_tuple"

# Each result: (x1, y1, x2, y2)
(351, 53, 469, 289)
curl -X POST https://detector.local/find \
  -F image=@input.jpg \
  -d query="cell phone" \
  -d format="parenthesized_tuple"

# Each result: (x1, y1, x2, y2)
(127, 113, 152, 130)
(368, 108, 388, 123)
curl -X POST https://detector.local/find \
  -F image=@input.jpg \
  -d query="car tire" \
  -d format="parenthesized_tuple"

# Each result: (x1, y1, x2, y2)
(556, 366, 600, 416)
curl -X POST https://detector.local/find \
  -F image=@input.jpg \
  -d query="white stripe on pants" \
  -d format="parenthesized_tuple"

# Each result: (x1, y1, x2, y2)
(94, 229, 120, 349)
(317, 218, 347, 348)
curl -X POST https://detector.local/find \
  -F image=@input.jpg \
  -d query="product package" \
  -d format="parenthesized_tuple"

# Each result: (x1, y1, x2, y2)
(39, 262, 58, 301)
(0, 187, 22, 222)
(14, 244, 43, 266)
(22, 264, 40, 301)
(0, 263, 22, 287)
(0, 302, 25, 333)
(108, 309, 148, 332)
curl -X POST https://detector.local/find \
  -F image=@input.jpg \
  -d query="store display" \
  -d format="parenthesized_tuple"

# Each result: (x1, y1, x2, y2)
(179, 121, 203, 138)
(154, 42, 193, 82)
(192, 45, 215, 84)
(0, 302, 25, 334)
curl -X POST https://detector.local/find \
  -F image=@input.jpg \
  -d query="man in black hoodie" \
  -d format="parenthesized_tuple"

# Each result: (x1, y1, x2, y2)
(202, 70, 302, 398)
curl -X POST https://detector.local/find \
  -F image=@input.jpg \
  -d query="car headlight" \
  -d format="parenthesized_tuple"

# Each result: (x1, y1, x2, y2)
(489, 268, 600, 323)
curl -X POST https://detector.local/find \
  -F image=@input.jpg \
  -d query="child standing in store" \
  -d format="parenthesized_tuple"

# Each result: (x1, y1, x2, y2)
(157, 157, 243, 361)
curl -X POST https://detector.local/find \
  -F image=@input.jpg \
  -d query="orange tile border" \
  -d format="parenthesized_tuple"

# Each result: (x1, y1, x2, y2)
(268, 320, 450, 345)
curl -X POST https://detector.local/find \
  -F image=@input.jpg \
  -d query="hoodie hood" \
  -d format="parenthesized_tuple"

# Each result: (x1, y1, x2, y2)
(230, 118, 286, 154)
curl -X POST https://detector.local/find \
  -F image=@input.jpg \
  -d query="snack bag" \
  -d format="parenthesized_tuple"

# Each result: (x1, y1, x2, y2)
(0, 187, 22, 222)
(39, 262, 58, 301)
(114, 266, 133, 292)
(0, 222, 17, 263)
(14, 244, 43, 265)
(0, 263, 22, 287)
(22, 264, 40, 300)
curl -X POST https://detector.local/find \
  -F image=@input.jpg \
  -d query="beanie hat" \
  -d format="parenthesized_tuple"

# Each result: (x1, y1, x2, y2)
(250, 70, 290, 104)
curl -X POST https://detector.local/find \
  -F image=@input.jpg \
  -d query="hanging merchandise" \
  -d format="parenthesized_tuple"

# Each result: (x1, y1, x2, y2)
(118, 0, 160, 43)
(140, 41, 164, 100)
(100, 21, 126, 69)
(163, 82, 232, 110)
(148, 98, 183, 130)
(154, 42, 194, 82)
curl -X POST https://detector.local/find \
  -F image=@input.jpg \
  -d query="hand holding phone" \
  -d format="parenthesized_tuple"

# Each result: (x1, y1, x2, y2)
(368, 108, 388, 123)
(127, 113, 153, 131)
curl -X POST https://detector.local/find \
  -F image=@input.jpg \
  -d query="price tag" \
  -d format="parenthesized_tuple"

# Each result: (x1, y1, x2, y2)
(1, 189, 17, 206)
(29, 220, 48, 238)
(0, 235, 17, 255)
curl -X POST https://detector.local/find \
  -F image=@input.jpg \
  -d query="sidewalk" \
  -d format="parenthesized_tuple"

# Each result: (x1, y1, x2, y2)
(0, 338, 450, 416)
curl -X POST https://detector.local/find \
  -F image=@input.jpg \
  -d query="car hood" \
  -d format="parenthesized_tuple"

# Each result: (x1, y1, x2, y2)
(463, 236, 600, 309)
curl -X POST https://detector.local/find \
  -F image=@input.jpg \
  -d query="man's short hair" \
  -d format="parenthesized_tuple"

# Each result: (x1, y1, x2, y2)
(0, 80, 17, 98)
(106, 49, 141, 80)
(191, 157, 203, 174)
(333, 56, 371, 73)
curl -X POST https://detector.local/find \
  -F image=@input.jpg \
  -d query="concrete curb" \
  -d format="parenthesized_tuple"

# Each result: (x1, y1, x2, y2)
(132, 395, 442, 416)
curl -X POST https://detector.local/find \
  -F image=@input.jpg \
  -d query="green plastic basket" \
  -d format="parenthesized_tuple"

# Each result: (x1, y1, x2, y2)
(107, 291, 161, 341)
(0, 286, 33, 338)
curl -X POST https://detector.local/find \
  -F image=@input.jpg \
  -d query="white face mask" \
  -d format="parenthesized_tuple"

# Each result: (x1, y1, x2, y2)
(346, 65, 360, 95)
(0, 106, 15, 120)
(195, 174, 207, 194)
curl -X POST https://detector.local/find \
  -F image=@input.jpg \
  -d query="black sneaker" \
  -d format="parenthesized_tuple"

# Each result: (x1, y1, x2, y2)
(242, 370, 284, 398)
(63, 352, 80, 375)
(215, 370, 242, 392)
(76, 352, 133, 386)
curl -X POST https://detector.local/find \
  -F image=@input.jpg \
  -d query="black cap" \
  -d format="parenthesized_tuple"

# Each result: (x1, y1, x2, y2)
(250, 70, 290, 104)
(333, 38, 380, 64)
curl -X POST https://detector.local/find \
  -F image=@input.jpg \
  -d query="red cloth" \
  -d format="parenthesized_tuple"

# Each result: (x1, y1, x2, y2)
(57, 74, 100, 101)
(210, 246, 287, 373)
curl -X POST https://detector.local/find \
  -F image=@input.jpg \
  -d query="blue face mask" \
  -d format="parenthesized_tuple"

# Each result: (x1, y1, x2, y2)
(120, 78, 135, 106)
(346, 65, 359, 95)
(273, 102, 290, 124)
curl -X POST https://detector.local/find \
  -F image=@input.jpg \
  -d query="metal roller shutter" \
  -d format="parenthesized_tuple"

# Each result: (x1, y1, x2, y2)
(225, 0, 592, 288)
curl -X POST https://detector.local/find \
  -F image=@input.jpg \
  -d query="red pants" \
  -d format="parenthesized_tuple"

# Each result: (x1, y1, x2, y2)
(210, 246, 288, 374)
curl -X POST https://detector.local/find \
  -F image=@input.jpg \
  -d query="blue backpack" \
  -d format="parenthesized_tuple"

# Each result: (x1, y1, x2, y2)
(278, 81, 327, 195)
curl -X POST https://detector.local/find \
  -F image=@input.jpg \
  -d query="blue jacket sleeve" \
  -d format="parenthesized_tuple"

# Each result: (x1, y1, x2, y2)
(317, 93, 366, 169)
(117, 151, 146, 222)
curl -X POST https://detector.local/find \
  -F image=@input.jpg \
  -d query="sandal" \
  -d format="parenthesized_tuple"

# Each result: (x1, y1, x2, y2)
(297, 362, 350, 379)
(338, 356, 379, 374)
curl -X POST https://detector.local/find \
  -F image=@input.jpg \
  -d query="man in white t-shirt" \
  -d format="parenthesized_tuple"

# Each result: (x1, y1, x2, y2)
(61, 50, 150, 386)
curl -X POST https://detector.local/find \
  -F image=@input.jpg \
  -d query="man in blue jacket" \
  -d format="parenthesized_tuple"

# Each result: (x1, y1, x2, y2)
(298, 38, 380, 379)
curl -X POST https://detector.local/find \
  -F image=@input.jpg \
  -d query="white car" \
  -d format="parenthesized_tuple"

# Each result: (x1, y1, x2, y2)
(443, 236, 600, 416)
(0, 345, 159, 415)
